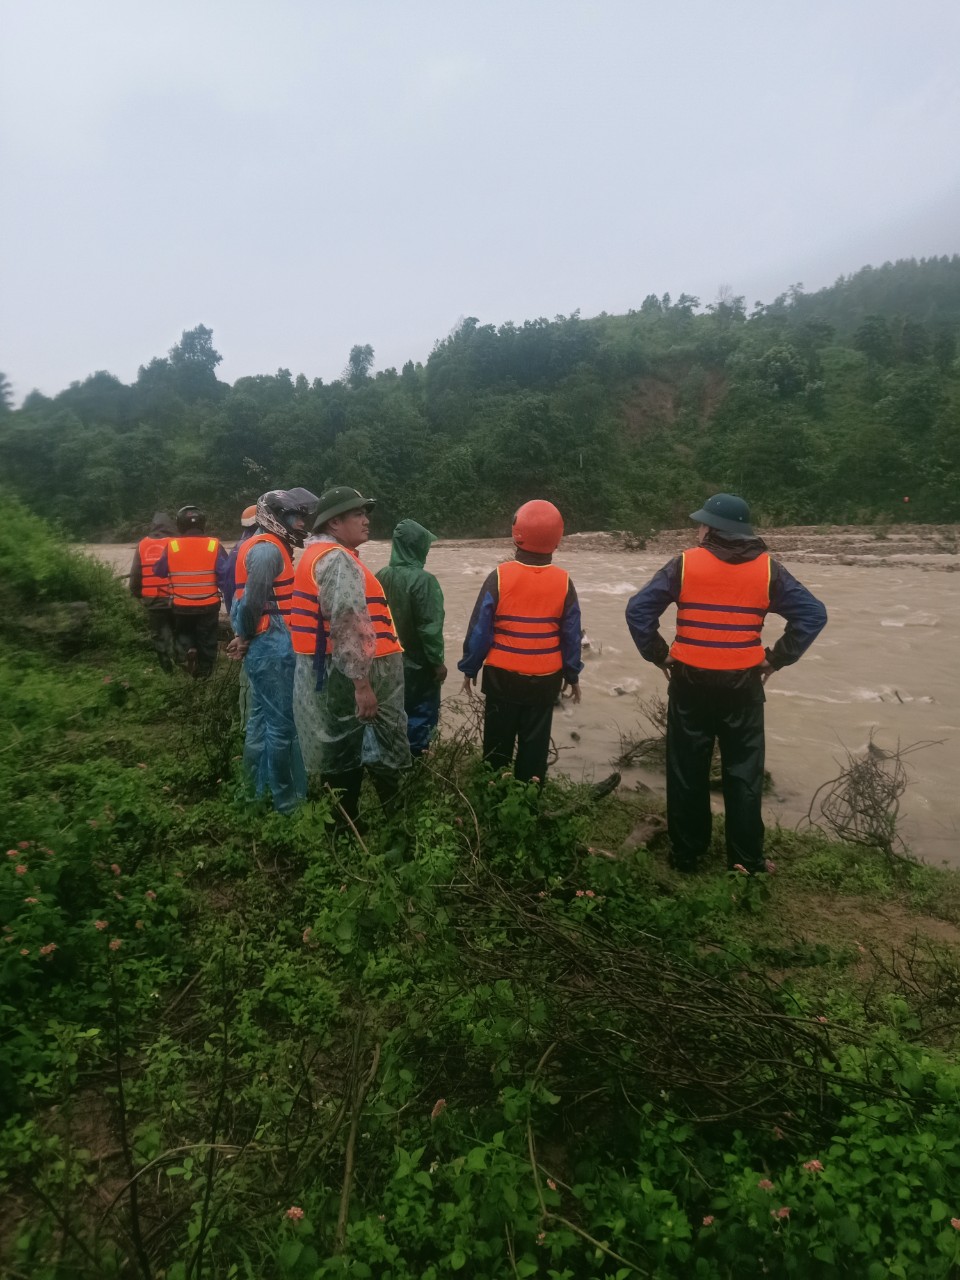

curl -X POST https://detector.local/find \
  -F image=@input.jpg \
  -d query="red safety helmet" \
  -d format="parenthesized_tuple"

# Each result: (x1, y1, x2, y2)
(512, 500, 564, 555)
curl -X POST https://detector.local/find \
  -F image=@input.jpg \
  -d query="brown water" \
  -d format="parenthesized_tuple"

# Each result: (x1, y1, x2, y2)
(89, 526, 960, 866)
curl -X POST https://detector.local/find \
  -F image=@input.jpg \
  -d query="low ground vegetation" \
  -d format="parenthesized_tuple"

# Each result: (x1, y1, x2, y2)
(4, 496, 960, 1278)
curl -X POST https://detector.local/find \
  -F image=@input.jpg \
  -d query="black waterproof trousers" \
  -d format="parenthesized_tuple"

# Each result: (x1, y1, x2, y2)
(321, 767, 401, 825)
(143, 604, 175, 672)
(666, 690, 766, 873)
(172, 605, 221, 677)
(482, 697, 554, 784)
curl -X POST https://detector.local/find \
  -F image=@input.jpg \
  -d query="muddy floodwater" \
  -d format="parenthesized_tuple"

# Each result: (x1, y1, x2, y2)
(87, 525, 960, 867)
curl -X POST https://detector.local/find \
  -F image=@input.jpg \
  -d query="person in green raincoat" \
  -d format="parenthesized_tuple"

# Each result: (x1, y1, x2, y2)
(375, 520, 447, 756)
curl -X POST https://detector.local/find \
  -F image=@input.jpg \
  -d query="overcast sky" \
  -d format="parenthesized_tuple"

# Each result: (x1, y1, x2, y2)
(2, 0, 959, 402)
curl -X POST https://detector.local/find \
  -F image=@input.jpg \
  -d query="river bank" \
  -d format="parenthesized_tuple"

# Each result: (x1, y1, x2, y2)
(85, 523, 960, 865)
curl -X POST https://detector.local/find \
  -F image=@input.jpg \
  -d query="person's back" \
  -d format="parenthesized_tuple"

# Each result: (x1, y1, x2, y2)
(157, 505, 227, 677)
(223, 504, 259, 612)
(458, 500, 583, 783)
(130, 512, 176, 671)
(376, 519, 446, 755)
(625, 493, 827, 875)
(376, 520, 443, 670)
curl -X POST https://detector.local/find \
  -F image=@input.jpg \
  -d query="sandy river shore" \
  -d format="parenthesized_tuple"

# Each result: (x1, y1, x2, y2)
(85, 524, 960, 866)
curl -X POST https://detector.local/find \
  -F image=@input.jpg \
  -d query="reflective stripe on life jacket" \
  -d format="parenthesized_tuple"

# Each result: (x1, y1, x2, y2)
(289, 541, 402, 659)
(484, 560, 569, 676)
(234, 533, 294, 635)
(138, 535, 172, 600)
(167, 537, 221, 608)
(669, 546, 770, 670)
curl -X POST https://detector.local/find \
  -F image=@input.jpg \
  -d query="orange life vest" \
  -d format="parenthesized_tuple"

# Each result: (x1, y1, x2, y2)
(166, 536, 222, 608)
(484, 560, 569, 677)
(138, 535, 172, 600)
(289, 541, 402, 659)
(234, 533, 295, 634)
(669, 547, 770, 670)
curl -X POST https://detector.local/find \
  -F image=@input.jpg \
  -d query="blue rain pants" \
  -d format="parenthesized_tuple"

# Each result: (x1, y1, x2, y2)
(406, 686, 441, 757)
(241, 618, 306, 814)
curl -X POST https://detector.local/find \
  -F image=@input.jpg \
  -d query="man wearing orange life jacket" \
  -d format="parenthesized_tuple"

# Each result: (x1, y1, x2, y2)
(227, 489, 317, 815)
(150, 505, 228, 678)
(129, 511, 177, 672)
(626, 494, 827, 876)
(289, 486, 410, 825)
(459, 500, 584, 785)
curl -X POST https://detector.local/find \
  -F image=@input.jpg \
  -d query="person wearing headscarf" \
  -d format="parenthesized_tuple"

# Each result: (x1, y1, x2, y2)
(227, 489, 317, 814)
(375, 520, 446, 756)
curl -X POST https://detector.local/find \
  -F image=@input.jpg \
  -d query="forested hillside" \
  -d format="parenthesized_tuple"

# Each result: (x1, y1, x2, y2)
(2, 255, 959, 539)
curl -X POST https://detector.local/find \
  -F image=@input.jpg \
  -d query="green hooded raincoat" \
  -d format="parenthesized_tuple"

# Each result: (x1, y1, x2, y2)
(375, 520, 445, 709)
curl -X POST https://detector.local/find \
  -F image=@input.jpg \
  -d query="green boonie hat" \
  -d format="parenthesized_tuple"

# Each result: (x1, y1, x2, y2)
(690, 493, 754, 538)
(312, 486, 376, 531)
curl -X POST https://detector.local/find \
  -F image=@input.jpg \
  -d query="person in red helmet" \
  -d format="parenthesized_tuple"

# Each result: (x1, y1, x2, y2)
(458, 500, 583, 784)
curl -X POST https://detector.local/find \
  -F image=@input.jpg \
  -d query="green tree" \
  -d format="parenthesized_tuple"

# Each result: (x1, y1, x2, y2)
(899, 317, 932, 364)
(756, 344, 807, 398)
(854, 315, 895, 366)
(932, 326, 957, 374)
(21, 389, 52, 413)
(56, 370, 130, 425)
(875, 370, 944, 436)
(169, 324, 223, 402)
(795, 319, 836, 357)
(345, 344, 375, 388)
(0, 372, 13, 413)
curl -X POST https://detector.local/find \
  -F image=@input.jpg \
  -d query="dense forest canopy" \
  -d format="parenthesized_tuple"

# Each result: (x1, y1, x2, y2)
(2, 256, 959, 539)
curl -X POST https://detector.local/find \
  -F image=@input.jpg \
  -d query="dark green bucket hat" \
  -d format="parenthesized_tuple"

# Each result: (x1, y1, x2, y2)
(690, 493, 754, 538)
(312, 486, 376, 532)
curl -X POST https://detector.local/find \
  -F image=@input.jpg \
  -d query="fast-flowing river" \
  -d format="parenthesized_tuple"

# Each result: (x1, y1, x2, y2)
(87, 525, 960, 866)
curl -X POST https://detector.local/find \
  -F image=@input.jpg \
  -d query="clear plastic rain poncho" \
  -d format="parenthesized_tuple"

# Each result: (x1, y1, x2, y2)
(292, 536, 410, 776)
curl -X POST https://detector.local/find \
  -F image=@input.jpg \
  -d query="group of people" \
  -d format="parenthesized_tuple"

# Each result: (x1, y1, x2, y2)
(132, 487, 828, 874)
(129, 505, 228, 677)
